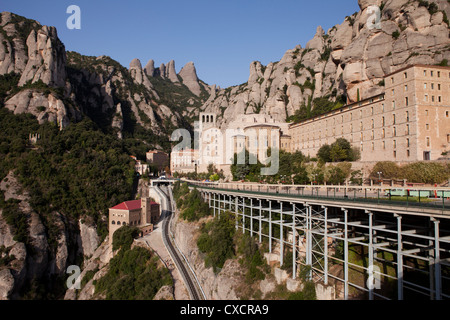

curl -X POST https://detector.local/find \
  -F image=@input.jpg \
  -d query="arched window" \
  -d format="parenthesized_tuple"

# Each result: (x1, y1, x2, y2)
(123, 222, 127, 226)
(117, 221, 121, 225)
(111, 221, 116, 225)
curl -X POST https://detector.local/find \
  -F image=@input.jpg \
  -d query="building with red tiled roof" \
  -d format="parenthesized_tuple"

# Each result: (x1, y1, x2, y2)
(108, 198, 160, 244)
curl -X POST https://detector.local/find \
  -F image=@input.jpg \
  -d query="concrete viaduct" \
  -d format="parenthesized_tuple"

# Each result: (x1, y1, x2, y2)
(184, 179, 450, 300)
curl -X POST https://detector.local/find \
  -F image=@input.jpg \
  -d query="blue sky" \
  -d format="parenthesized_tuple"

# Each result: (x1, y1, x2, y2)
(2, 0, 360, 88)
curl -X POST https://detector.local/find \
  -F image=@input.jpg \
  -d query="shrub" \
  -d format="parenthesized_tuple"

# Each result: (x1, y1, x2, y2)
(197, 211, 236, 272)
(112, 225, 140, 251)
(370, 161, 400, 179)
(95, 246, 172, 300)
(392, 30, 400, 39)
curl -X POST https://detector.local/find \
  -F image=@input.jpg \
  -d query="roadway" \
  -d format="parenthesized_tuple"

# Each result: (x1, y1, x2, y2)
(185, 180, 450, 217)
(154, 184, 204, 300)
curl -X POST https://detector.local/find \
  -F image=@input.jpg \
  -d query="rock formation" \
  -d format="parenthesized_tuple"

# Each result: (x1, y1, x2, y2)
(179, 62, 202, 96)
(200, 0, 450, 125)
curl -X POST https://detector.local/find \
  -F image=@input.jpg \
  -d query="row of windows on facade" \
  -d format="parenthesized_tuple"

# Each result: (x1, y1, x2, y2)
(392, 82, 445, 94)
(111, 220, 141, 226)
(297, 136, 437, 160)
(293, 108, 449, 142)
(301, 91, 443, 132)
(391, 69, 448, 84)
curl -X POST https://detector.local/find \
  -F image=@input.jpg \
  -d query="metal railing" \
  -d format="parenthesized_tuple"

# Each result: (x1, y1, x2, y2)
(183, 180, 450, 213)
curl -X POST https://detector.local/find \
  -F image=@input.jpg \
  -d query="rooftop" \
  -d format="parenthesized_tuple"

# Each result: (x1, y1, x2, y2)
(111, 200, 142, 211)
(110, 199, 159, 211)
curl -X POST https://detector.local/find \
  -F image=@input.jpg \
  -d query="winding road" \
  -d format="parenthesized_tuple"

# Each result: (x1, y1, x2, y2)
(154, 184, 204, 300)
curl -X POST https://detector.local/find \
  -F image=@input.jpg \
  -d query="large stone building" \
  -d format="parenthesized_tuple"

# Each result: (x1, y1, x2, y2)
(289, 64, 450, 162)
(108, 198, 160, 244)
(146, 150, 169, 172)
(170, 65, 450, 178)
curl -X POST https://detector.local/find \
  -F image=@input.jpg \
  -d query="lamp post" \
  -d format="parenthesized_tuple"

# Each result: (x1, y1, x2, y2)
(377, 171, 382, 186)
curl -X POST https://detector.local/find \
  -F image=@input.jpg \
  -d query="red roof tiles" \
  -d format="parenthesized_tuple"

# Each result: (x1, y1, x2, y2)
(110, 200, 142, 211)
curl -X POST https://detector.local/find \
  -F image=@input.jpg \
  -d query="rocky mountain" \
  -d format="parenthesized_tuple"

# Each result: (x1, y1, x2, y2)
(0, 10, 215, 300)
(0, 11, 210, 144)
(201, 0, 450, 126)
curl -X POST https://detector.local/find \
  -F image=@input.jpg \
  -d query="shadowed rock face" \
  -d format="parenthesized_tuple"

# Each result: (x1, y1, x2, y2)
(165, 60, 179, 83)
(200, 0, 450, 125)
(179, 62, 202, 96)
(0, 12, 66, 88)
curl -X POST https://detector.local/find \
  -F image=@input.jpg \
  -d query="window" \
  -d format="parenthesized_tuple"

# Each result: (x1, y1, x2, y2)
(392, 89, 395, 96)
(393, 140, 397, 149)
(431, 71, 434, 77)
(392, 101, 396, 109)
(438, 71, 441, 78)
(406, 111, 410, 122)
(405, 85, 408, 91)
(438, 96, 441, 103)
(438, 84, 441, 90)
(371, 119, 374, 129)
(432, 96, 435, 102)
(447, 134, 450, 143)
(371, 130, 374, 140)
(405, 97, 409, 106)
(424, 70, 427, 76)
(426, 137, 430, 147)
(426, 109, 429, 116)
(382, 128, 385, 138)
(383, 141, 386, 150)
(111, 221, 116, 225)
(393, 127, 397, 137)
(446, 111, 449, 118)
(407, 150, 410, 157)
(406, 124, 410, 135)
(372, 142, 375, 150)
(393, 114, 396, 124)
(382, 116, 385, 127)
(424, 83, 427, 89)
(431, 83, 434, 90)
(391, 77, 394, 84)
(404, 72, 408, 79)
(393, 150, 397, 158)
(407, 138, 410, 147)
(425, 94, 428, 102)
(426, 124, 430, 130)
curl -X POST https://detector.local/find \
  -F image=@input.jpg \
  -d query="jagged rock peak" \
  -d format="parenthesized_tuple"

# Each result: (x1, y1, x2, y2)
(144, 59, 155, 77)
(248, 61, 264, 86)
(129, 58, 143, 70)
(166, 60, 179, 83)
(179, 61, 199, 81)
(179, 61, 201, 96)
(159, 63, 166, 78)
(305, 26, 325, 51)
(358, 0, 383, 10)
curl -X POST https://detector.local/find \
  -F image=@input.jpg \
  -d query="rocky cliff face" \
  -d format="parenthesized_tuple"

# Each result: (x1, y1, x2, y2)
(0, 11, 209, 139)
(0, 12, 73, 129)
(0, 171, 108, 299)
(201, 0, 450, 125)
(172, 212, 241, 300)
